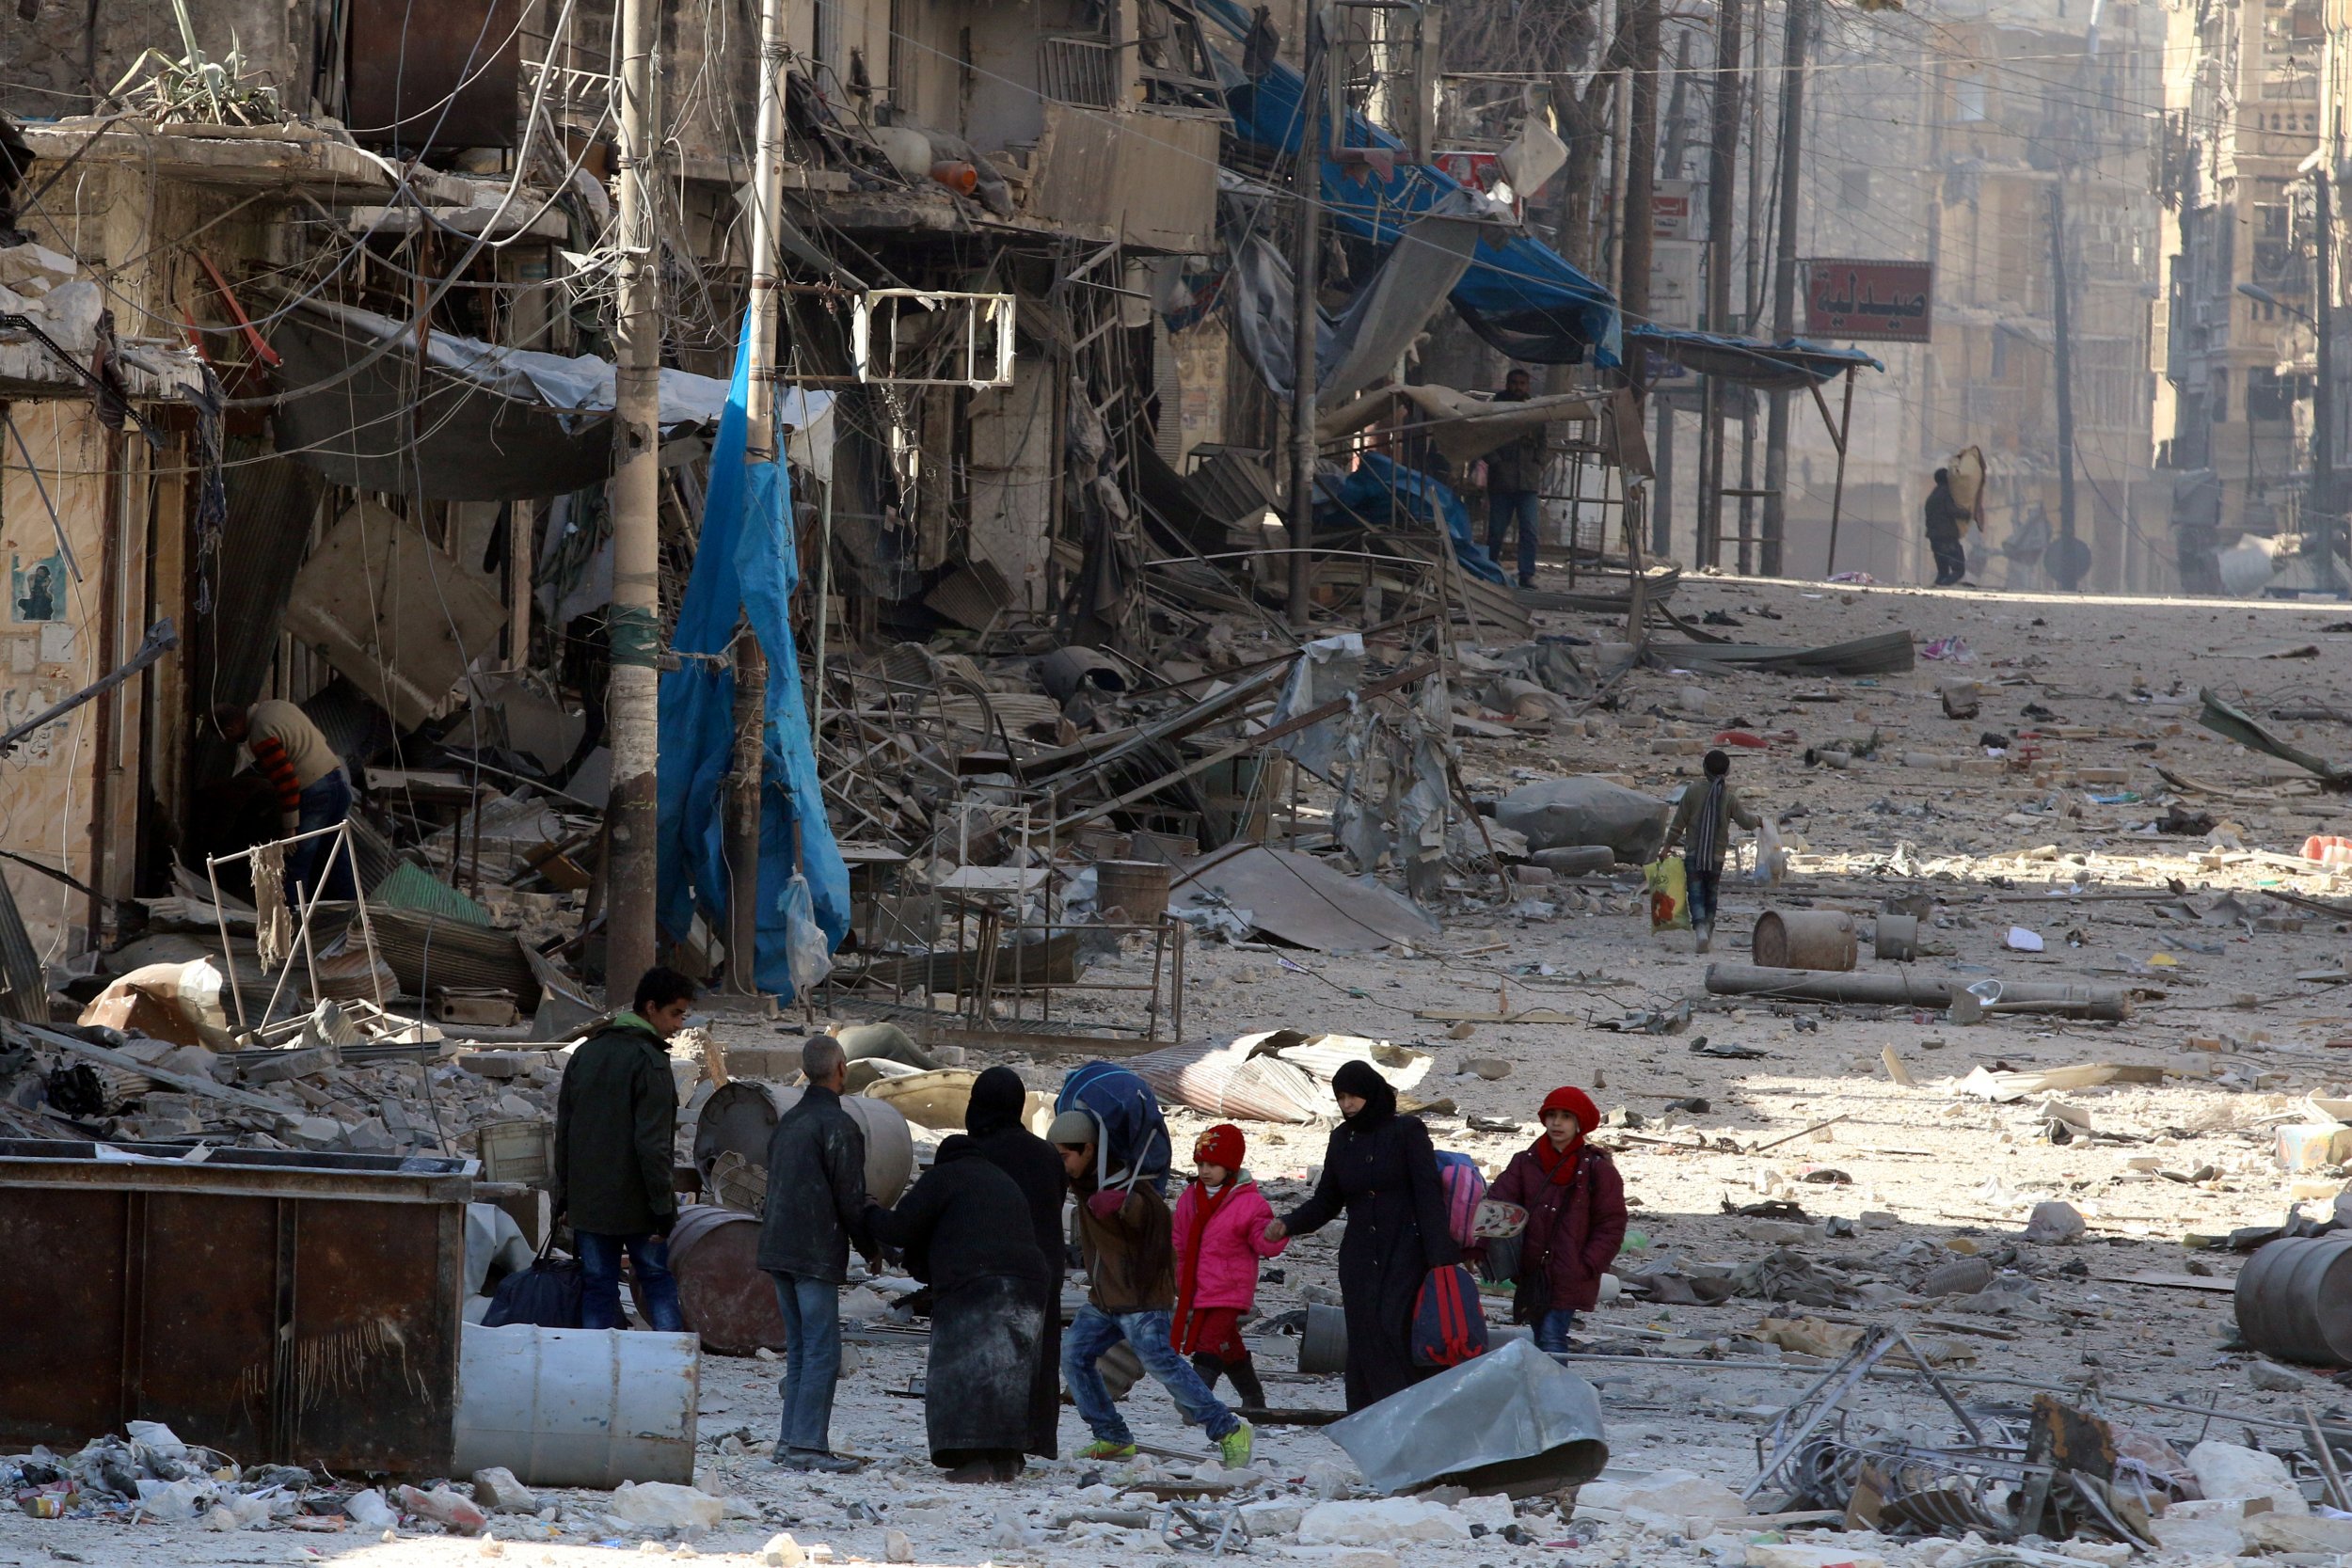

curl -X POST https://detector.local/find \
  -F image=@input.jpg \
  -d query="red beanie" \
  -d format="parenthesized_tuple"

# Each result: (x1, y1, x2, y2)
(1541, 1086, 1601, 1132)
(1194, 1124, 1246, 1169)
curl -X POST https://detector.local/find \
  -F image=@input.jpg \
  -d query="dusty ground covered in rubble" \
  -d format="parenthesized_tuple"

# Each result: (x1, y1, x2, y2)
(19, 571, 2352, 1567)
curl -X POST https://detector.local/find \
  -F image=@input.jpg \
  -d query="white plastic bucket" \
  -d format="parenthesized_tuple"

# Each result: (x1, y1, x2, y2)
(453, 1323, 701, 1486)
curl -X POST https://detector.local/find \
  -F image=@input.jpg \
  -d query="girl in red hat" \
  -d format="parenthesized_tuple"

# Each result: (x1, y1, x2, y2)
(1485, 1086, 1628, 1353)
(1169, 1124, 1287, 1409)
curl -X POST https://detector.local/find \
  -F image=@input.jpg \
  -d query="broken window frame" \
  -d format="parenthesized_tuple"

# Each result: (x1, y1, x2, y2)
(850, 290, 1017, 388)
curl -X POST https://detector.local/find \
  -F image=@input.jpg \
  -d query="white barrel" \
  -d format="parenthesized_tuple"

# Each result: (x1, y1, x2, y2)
(453, 1323, 701, 1487)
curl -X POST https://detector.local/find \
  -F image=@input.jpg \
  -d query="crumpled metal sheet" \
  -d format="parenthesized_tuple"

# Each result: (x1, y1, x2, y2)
(1123, 1028, 1432, 1123)
(1327, 1338, 1609, 1497)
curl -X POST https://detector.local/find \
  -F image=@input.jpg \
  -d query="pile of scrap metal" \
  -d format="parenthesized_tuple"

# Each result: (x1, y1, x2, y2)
(1751, 1328, 2200, 1552)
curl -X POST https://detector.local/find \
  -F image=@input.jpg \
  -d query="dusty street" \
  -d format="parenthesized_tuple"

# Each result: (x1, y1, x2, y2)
(16, 571, 2352, 1568)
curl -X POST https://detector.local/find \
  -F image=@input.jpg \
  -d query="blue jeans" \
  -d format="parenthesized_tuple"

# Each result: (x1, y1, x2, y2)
(576, 1231, 685, 1332)
(1487, 489, 1540, 584)
(1686, 869, 1721, 929)
(771, 1274, 844, 1453)
(1061, 1305, 1237, 1446)
(1534, 1307, 1579, 1354)
(288, 768, 358, 904)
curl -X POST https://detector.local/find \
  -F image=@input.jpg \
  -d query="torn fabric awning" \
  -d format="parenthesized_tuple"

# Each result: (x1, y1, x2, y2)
(1628, 326, 1883, 390)
(1200, 8, 1620, 368)
(268, 298, 828, 500)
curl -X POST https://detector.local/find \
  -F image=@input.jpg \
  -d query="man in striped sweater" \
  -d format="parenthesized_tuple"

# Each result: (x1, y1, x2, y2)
(213, 700, 358, 905)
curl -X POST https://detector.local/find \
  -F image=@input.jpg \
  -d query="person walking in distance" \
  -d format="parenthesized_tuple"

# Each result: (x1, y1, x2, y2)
(550, 966, 696, 1333)
(1923, 467, 1968, 587)
(758, 1036, 874, 1472)
(1485, 367, 1547, 589)
(1660, 747, 1763, 955)
(1050, 1112, 1255, 1466)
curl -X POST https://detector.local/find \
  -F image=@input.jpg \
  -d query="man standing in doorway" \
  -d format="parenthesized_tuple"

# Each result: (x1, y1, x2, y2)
(212, 699, 358, 903)
(552, 965, 696, 1333)
(758, 1035, 872, 1472)
(1923, 467, 1968, 587)
(1486, 368, 1547, 589)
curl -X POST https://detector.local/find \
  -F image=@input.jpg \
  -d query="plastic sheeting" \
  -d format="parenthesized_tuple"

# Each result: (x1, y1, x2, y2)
(1200, 2, 1619, 368)
(1225, 191, 1491, 403)
(1122, 1028, 1432, 1123)
(1326, 1338, 1610, 1496)
(1319, 451, 1506, 585)
(656, 325, 849, 999)
(1627, 326, 1882, 390)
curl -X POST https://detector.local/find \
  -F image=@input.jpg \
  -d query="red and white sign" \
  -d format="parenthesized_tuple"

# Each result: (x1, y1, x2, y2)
(1433, 150, 1520, 216)
(1802, 259, 1934, 342)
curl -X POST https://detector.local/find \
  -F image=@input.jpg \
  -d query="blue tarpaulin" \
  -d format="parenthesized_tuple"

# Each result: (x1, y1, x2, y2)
(1200, 0, 1620, 368)
(656, 324, 848, 999)
(1319, 452, 1508, 585)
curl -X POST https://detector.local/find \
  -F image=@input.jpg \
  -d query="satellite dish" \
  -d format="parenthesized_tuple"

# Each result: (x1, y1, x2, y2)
(2045, 535, 2092, 590)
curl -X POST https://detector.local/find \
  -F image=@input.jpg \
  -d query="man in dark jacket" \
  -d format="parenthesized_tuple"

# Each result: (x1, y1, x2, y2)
(1923, 467, 1967, 587)
(961, 1067, 1068, 1459)
(866, 1137, 1052, 1481)
(1051, 1111, 1251, 1467)
(1485, 367, 1547, 589)
(757, 1036, 870, 1472)
(551, 966, 695, 1332)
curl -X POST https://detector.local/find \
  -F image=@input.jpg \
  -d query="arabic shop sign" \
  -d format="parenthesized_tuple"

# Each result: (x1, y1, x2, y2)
(1801, 259, 1933, 343)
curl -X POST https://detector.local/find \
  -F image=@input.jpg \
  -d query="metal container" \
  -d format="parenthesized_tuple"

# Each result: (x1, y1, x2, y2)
(1752, 910, 1858, 971)
(1096, 860, 1174, 922)
(477, 1117, 553, 1183)
(1874, 911, 1921, 961)
(1298, 1301, 1531, 1374)
(0, 1138, 469, 1475)
(452, 1323, 699, 1486)
(691, 1080, 914, 1205)
(2234, 1235, 2352, 1366)
(667, 1204, 786, 1356)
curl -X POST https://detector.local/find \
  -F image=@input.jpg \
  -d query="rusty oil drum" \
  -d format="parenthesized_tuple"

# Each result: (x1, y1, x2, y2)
(667, 1203, 786, 1356)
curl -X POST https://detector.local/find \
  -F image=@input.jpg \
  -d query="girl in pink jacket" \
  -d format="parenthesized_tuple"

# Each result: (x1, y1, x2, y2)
(1170, 1124, 1287, 1411)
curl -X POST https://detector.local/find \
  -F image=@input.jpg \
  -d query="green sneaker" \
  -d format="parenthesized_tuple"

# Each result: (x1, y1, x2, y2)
(1217, 1421, 1254, 1469)
(1081, 1440, 1137, 1462)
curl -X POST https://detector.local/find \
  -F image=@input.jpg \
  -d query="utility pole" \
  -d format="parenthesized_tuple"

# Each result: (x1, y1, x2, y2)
(1619, 0, 1660, 329)
(1759, 0, 1808, 578)
(2312, 150, 2338, 592)
(1287, 8, 1325, 630)
(2046, 183, 2079, 588)
(723, 0, 790, 994)
(1699, 0, 1743, 569)
(605, 0, 663, 989)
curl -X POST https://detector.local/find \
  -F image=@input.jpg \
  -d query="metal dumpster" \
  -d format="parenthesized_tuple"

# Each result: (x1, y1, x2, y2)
(0, 1139, 470, 1476)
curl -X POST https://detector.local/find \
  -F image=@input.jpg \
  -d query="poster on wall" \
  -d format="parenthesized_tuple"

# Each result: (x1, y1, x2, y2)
(10, 551, 66, 623)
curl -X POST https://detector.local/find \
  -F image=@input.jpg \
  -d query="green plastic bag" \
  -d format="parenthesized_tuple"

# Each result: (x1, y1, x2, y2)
(1645, 855, 1690, 931)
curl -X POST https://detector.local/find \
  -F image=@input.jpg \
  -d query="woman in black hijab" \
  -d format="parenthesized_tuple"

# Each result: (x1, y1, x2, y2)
(1264, 1059, 1459, 1410)
(865, 1137, 1051, 1481)
(961, 1066, 1068, 1458)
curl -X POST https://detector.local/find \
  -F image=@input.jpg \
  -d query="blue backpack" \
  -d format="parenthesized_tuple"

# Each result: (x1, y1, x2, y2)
(1055, 1062, 1172, 1196)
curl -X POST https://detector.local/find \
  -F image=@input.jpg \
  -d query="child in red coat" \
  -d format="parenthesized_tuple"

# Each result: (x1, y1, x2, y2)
(1169, 1124, 1287, 1410)
(1485, 1086, 1628, 1353)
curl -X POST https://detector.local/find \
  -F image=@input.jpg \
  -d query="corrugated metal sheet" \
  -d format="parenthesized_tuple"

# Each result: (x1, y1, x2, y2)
(361, 908, 539, 1006)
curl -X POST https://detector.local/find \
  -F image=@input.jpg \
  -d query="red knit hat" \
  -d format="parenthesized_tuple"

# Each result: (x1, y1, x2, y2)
(1540, 1086, 1601, 1132)
(1193, 1124, 1246, 1169)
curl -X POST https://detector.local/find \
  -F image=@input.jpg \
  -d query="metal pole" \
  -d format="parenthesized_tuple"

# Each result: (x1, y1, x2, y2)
(723, 0, 790, 996)
(1824, 366, 1855, 575)
(2047, 183, 2079, 588)
(1759, 0, 1808, 578)
(1287, 8, 1325, 630)
(1700, 0, 1742, 568)
(605, 0, 664, 989)
(2314, 157, 2337, 592)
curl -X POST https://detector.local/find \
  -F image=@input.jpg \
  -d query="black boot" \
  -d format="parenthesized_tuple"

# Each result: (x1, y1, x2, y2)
(1226, 1353, 1267, 1412)
(1189, 1351, 1227, 1394)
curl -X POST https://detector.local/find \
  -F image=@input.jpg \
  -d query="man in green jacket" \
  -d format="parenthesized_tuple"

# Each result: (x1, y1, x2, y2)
(552, 966, 697, 1330)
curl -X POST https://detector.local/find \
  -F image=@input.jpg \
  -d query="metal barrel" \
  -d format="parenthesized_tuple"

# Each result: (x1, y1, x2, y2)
(666, 1204, 786, 1356)
(2234, 1236, 2352, 1366)
(1874, 911, 1921, 961)
(690, 1079, 914, 1204)
(1096, 860, 1173, 922)
(1753, 910, 1858, 971)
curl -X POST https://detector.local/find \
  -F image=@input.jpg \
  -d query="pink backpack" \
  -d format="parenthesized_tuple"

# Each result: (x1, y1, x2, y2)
(1433, 1150, 1486, 1247)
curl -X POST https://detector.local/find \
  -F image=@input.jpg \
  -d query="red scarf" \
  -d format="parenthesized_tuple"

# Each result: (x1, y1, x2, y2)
(1177, 1176, 1240, 1309)
(1533, 1134, 1584, 1186)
